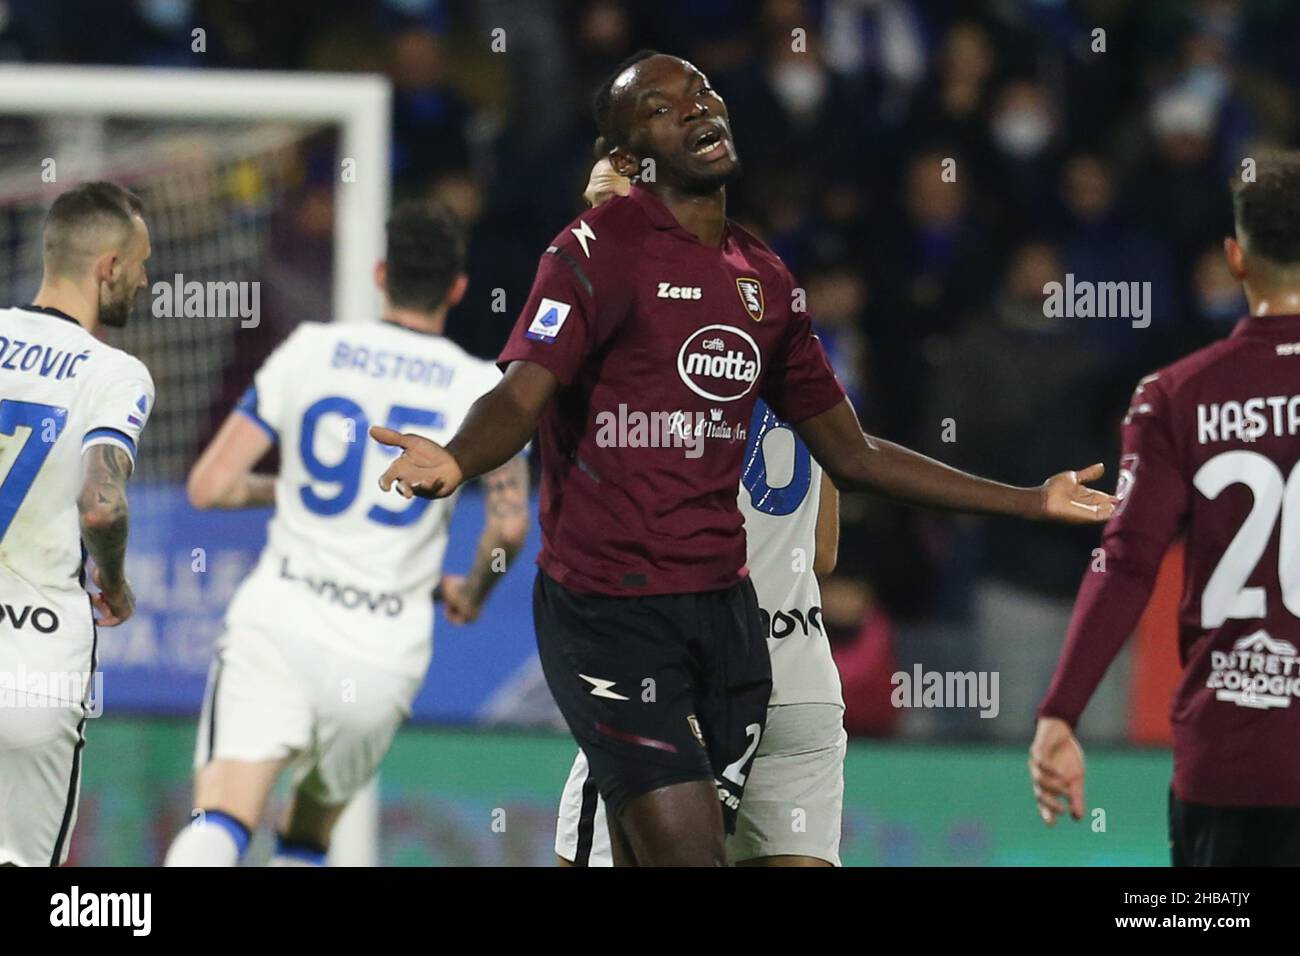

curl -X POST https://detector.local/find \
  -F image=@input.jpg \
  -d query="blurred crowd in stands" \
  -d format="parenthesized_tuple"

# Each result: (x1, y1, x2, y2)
(9, 0, 1300, 740)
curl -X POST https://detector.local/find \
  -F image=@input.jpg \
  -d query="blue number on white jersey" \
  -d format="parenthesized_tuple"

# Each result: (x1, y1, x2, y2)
(299, 395, 366, 516)
(298, 394, 444, 525)
(741, 401, 812, 516)
(368, 405, 445, 527)
(0, 400, 68, 540)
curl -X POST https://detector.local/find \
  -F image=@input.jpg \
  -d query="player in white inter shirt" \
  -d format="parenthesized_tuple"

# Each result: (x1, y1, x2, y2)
(0, 182, 154, 866)
(163, 202, 528, 866)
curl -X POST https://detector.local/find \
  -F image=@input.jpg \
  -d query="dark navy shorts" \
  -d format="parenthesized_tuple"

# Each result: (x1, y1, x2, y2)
(533, 570, 772, 830)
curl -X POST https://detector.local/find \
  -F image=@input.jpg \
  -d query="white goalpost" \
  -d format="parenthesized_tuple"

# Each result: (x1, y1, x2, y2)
(0, 64, 391, 327)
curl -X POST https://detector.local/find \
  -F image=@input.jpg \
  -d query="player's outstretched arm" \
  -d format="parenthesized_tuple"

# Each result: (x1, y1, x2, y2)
(374, 360, 556, 500)
(439, 454, 530, 624)
(187, 412, 276, 510)
(795, 399, 1116, 523)
(78, 444, 136, 626)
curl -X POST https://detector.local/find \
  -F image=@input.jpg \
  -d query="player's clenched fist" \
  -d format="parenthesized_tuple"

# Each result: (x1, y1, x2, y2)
(371, 425, 464, 499)
(1038, 463, 1118, 524)
(437, 573, 481, 625)
(90, 566, 134, 627)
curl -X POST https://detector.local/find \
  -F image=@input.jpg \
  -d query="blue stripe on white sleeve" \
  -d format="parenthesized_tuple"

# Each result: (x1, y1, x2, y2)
(235, 384, 277, 442)
(82, 427, 137, 460)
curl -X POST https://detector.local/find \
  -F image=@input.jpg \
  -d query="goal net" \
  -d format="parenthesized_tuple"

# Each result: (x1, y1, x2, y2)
(0, 119, 329, 478)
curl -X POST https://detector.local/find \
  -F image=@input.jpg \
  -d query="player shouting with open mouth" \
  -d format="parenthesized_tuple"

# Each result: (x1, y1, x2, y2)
(374, 51, 1115, 867)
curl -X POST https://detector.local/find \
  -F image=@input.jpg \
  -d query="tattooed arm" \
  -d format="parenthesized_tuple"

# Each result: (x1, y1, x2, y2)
(440, 454, 531, 624)
(78, 444, 135, 626)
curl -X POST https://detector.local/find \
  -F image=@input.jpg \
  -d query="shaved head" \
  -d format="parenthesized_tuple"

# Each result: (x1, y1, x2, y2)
(41, 182, 151, 328)
(43, 181, 144, 279)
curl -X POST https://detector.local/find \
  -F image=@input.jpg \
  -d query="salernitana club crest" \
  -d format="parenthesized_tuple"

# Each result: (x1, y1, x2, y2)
(735, 277, 764, 322)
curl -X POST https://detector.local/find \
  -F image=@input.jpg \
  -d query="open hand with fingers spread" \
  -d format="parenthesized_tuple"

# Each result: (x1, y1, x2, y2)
(1029, 717, 1086, 826)
(371, 425, 464, 500)
(1039, 463, 1117, 523)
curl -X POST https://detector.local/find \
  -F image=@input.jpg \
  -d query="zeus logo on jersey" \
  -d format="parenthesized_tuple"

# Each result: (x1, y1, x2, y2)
(657, 282, 702, 300)
(524, 298, 572, 344)
(677, 325, 761, 402)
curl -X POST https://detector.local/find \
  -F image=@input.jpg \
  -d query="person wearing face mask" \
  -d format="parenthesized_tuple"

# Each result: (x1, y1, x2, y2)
(720, 7, 875, 209)
(901, 20, 999, 183)
(132, 0, 218, 67)
(768, 48, 829, 125)
(991, 81, 1053, 159)
(987, 79, 1060, 235)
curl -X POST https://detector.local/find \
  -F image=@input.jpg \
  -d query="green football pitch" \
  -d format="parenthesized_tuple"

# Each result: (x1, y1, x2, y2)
(69, 717, 1172, 866)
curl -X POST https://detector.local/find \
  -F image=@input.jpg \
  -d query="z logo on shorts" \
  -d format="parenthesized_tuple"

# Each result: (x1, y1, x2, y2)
(580, 674, 630, 700)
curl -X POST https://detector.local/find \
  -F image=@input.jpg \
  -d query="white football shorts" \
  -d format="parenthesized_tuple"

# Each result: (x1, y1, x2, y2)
(194, 623, 422, 806)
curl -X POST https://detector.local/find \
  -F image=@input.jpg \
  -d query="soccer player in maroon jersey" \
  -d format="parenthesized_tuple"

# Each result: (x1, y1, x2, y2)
(1031, 152, 1300, 866)
(374, 51, 1114, 867)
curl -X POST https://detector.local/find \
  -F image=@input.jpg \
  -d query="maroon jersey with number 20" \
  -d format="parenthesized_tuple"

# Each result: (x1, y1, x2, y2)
(1040, 313, 1300, 806)
(498, 186, 845, 597)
